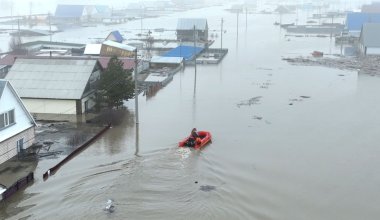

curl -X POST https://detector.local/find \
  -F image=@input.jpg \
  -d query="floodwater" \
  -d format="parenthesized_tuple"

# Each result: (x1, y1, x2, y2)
(2, 5, 380, 220)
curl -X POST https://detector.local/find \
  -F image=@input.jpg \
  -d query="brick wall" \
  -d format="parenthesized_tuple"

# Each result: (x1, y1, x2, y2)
(0, 127, 35, 165)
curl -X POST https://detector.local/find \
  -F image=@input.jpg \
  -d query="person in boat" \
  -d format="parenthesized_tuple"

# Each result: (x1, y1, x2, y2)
(187, 128, 201, 147)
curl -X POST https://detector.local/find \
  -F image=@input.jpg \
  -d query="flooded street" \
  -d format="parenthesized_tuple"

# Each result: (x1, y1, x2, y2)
(2, 5, 380, 220)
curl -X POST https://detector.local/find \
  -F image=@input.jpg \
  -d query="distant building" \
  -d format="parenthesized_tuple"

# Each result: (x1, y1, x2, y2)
(359, 23, 380, 55)
(0, 80, 36, 165)
(361, 2, 380, 13)
(54, 4, 111, 23)
(345, 13, 380, 37)
(5, 58, 101, 115)
(105, 31, 124, 43)
(176, 18, 208, 42)
(100, 40, 136, 58)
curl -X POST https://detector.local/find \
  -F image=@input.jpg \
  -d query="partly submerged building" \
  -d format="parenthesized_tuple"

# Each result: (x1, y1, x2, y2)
(345, 13, 380, 37)
(359, 23, 380, 55)
(176, 18, 208, 42)
(0, 80, 36, 165)
(5, 58, 101, 116)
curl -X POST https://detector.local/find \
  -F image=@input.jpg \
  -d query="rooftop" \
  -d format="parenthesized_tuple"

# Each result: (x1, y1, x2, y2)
(103, 40, 136, 52)
(177, 18, 208, 30)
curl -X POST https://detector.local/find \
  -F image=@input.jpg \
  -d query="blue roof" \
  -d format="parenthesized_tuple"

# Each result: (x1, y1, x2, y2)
(346, 12, 380, 31)
(55, 5, 85, 18)
(108, 31, 124, 43)
(163, 46, 203, 60)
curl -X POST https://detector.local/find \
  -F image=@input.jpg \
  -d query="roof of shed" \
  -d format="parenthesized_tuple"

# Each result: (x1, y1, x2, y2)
(360, 23, 380, 47)
(5, 58, 97, 100)
(346, 12, 380, 31)
(163, 46, 203, 60)
(177, 18, 208, 30)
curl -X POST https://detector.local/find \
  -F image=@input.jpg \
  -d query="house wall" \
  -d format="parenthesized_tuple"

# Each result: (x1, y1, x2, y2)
(0, 84, 35, 143)
(100, 45, 134, 57)
(0, 127, 34, 165)
(177, 30, 208, 42)
(22, 98, 77, 115)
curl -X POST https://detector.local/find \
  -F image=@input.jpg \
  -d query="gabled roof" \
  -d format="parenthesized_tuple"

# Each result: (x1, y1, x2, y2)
(102, 40, 136, 52)
(0, 80, 36, 129)
(360, 23, 380, 47)
(5, 58, 97, 100)
(55, 4, 85, 18)
(346, 12, 380, 31)
(177, 18, 208, 30)
(106, 31, 124, 43)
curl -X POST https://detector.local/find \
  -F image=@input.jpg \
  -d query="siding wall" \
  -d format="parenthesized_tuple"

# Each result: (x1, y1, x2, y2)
(366, 47, 380, 55)
(22, 99, 77, 114)
(0, 127, 35, 165)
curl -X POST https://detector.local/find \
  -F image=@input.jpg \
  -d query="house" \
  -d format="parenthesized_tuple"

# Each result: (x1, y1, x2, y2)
(105, 31, 124, 43)
(100, 40, 136, 58)
(176, 18, 208, 42)
(359, 23, 380, 55)
(5, 58, 101, 116)
(345, 13, 380, 37)
(98, 57, 149, 75)
(361, 2, 380, 13)
(0, 80, 36, 165)
(54, 4, 111, 23)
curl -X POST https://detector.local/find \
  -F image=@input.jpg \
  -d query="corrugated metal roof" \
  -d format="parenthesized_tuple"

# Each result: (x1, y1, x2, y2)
(163, 46, 203, 60)
(5, 58, 97, 100)
(103, 40, 136, 52)
(177, 18, 208, 30)
(150, 56, 183, 64)
(55, 4, 85, 18)
(84, 44, 102, 55)
(346, 13, 380, 31)
(360, 23, 380, 47)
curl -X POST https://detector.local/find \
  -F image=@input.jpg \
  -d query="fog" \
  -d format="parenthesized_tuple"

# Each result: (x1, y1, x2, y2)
(0, 0, 375, 16)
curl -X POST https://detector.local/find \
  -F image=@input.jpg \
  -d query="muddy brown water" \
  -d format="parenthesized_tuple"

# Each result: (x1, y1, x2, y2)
(2, 5, 380, 220)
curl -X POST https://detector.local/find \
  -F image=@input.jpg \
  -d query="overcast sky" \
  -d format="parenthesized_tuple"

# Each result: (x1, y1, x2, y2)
(0, 0, 375, 16)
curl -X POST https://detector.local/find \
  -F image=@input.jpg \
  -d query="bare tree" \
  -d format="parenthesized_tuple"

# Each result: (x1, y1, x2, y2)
(8, 36, 27, 55)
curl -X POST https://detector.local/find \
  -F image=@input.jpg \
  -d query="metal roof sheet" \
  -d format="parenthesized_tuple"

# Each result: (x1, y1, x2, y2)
(0, 80, 5, 98)
(360, 23, 380, 47)
(103, 40, 136, 52)
(106, 31, 124, 43)
(5, 58, 97, 100)
(177, 18, 208, 30)
(163, 46, 203, 60)
(84, 44, 102, 55)
(346, 13, 380, 31)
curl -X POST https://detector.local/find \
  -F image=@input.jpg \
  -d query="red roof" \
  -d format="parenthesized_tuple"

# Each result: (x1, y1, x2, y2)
(98, 57, 137, 70)
(0, 55, 19, 66)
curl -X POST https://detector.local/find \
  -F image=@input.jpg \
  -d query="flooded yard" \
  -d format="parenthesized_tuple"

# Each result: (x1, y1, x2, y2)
(1, 4, 380, 220)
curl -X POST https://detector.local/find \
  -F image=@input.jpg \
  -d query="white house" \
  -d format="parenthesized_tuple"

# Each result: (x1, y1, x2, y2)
(359, 23, 380, 56)
(5, 58, 101, 115)
(0, 80, 36, 165)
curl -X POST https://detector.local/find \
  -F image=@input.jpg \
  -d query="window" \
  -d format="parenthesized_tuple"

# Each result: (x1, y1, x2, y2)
(0, 109, 15, 129)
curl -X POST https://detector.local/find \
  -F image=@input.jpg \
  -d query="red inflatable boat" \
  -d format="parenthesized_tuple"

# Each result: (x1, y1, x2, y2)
(178, 131, 212, 149)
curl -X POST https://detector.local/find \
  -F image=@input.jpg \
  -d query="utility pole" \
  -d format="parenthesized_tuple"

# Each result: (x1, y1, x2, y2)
(49, 13, 52, 42)
(134, 49, 139, 124)
(220, 18, 223, 52)
(193, 25, 197, 91)
(245, 6, 248, 30)
(236, 11, 239, 40)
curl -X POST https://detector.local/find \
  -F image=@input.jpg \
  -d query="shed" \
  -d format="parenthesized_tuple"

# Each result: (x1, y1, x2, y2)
(359, 23, 380, 55)
(176, 18, 208, 42)
(163, 46, 203, 61)
(5, 58, 100, 115)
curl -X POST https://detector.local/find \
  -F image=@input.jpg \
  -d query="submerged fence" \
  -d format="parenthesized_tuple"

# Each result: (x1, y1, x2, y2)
(1, 172, 34, 200)
(43, 123, 111, 180)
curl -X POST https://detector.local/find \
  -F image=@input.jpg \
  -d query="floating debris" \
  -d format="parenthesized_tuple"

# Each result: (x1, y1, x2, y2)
(104, 199, 115, 213)
(253, 115, 263, 120)
(200, 185, 216, 192)
(237, 96, 262, 107)
(300, 96, 311, 99)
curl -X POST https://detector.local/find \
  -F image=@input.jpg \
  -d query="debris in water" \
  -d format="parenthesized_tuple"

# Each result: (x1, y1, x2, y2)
(237, 96, 262, 108)
(253, 115, 263, 120)
(104, 199, 115, 213)
(200, 185, 216, 192)
(300, 96, 311, 99)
